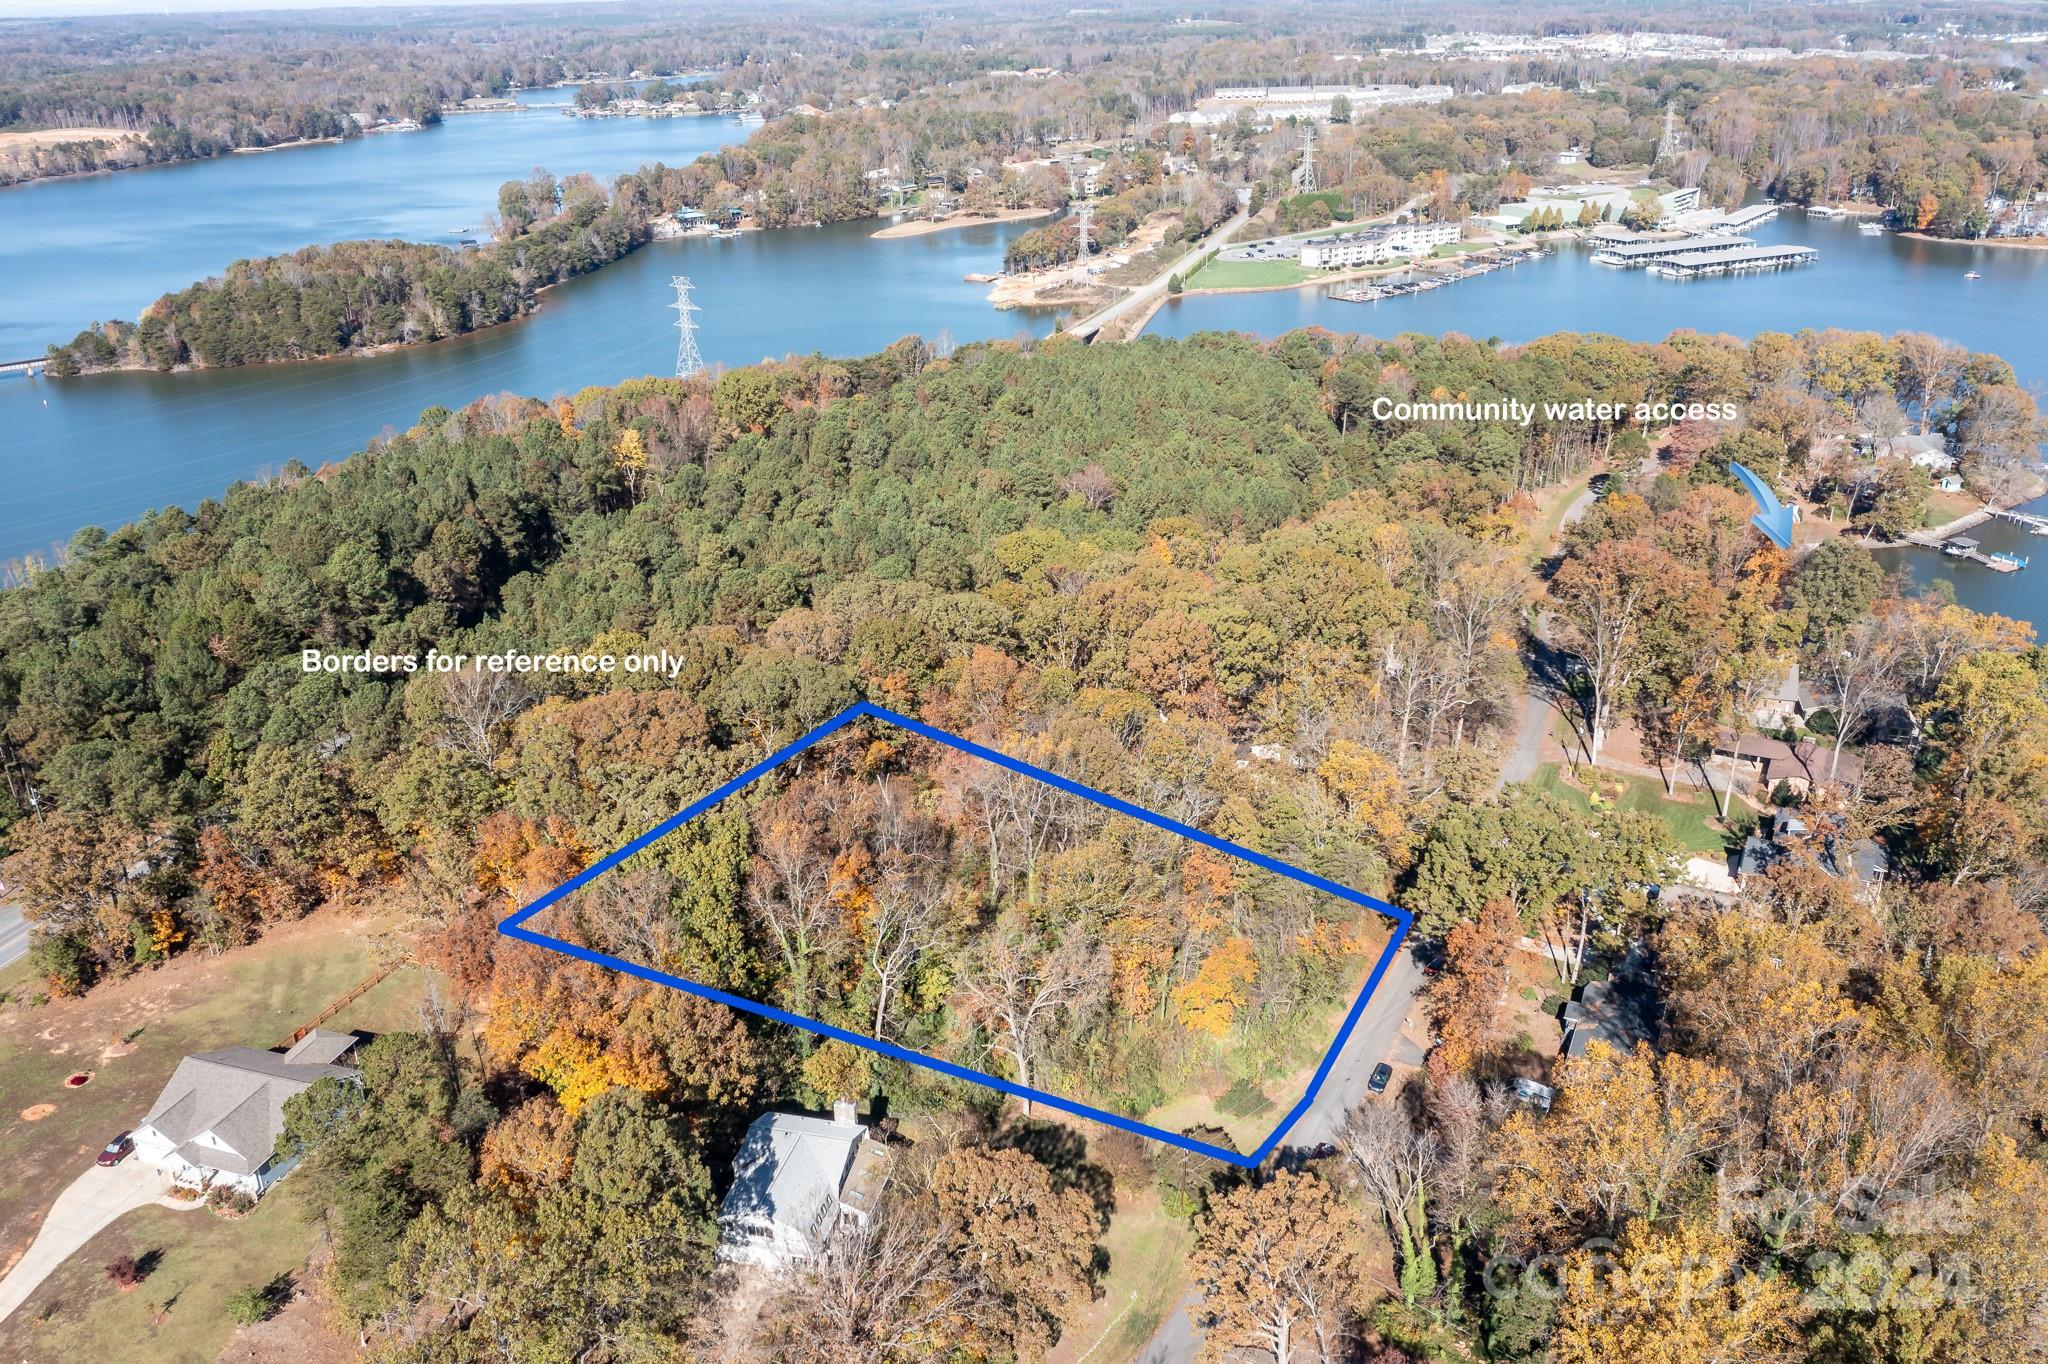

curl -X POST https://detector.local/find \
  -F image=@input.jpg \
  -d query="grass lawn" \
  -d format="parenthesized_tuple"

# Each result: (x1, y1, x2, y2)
(0, 955, 33, 1006)
(1186, 257, 1315, 289)
(0, 1178, 318, 1363)
(1047, 1190, 1196, 1364)
(1531, 762, 1730, 855)
(0, 914, 409, 1303)
(1432, 240, 1495, 256)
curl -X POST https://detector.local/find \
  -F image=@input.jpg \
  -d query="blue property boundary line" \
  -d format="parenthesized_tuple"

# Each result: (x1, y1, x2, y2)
(497, 700, 1415, 1168)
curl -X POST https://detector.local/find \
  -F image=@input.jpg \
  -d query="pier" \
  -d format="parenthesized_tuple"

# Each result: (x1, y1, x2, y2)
(1646, 243, 1819, 278)
(0, 357, 45, 377)
(1989, 507, 2048, 536)
(1592, 235, 1756, 267)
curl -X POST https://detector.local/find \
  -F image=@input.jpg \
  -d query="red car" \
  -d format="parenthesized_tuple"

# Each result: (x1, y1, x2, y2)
(95, 1132, 133, 1167)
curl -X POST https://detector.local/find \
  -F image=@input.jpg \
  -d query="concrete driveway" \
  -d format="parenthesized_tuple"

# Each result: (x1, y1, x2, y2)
(0, 1156, 195, 1321)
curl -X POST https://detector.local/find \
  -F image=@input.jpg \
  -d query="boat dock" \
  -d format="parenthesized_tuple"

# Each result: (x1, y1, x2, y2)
(1989, 507, 2048, 535)
(1646, 243, 1819, 278)
(1325, 246, 1544, 303)
(1703, 203, 1780, 234)
(1940, 535, 2028, 572)
(1592, 235, 1755, 267)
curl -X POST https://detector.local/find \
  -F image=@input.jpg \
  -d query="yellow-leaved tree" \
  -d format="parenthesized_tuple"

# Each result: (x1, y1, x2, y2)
(1553, 1219, 1806, 1363)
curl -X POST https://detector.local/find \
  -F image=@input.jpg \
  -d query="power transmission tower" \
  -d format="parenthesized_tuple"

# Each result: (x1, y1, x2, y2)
(670, 276, 703, 379)
(1067, 159, 1093, 264)
(1297, 122, 1318, 192)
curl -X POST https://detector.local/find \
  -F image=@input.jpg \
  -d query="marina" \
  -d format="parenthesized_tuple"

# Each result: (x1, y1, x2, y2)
(1646, 243, 1820, 277)
(1324, 247, 1545, 302)
(2, 131, 2044, 634)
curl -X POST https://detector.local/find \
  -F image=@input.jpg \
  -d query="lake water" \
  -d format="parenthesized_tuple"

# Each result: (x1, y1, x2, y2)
(0, 86, 754, 357)
(1, 134, 2041, 627)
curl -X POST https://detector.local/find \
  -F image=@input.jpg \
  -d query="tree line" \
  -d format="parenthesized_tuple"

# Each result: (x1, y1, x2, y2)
(44, 167, 664, 372)
(1, 329, 2040, 1360)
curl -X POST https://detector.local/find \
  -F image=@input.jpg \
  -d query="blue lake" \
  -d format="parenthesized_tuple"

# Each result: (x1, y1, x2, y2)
(1, 129, 2042, 627)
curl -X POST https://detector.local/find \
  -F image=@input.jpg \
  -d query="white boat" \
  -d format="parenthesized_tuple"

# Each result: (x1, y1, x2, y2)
(1965, 270, 1983, 280)
(1858, 222, 1885, 236)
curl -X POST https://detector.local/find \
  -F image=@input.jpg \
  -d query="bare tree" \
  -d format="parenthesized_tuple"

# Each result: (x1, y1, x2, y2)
(748, 806, 839, 1012)
(755, 1197, 978, 1364)
(863, 852, 949, 1041)
(1341, 1101, 1440, 1307)
(433, 663, 534, 763)
(1805, 620, 1905, 781)
(956, 930, 1107, 1115)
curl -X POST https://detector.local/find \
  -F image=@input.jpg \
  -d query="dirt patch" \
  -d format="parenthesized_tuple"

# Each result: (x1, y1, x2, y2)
(216, 1282, 360, 1363)
(19, 1104, 55, 1122)
(871, 205, 1057, 239)
(0, 128, 140, 152)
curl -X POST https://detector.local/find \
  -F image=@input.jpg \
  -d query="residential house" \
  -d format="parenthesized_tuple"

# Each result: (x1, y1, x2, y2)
(1750, 662, 1809, 729)
(132, 1030, 361, 1198)
(717, 1104, 890, 1270)
(1733, 807, 1888, 899)
(1710, 730, 1858, 799)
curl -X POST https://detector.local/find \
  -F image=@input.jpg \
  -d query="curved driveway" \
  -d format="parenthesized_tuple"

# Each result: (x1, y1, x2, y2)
(0, 1158, 196, 1322)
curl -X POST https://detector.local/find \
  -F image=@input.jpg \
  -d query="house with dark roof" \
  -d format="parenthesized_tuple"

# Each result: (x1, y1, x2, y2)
(716, 1103, 890, 1270)
(1733, 807, 1889, 900)
(131, 1030, 361, 1198)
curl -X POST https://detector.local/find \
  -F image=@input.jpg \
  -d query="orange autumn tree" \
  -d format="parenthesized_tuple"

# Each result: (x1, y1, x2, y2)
(1174, 937, 1256, 1038)
(471, 811, 590, 907)
(1426, 898, 1519, 1073)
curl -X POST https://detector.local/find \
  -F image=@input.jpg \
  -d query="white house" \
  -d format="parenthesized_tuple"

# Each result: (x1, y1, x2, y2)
(716, 1104, 889, 1270)
(132, 1030, 360, 1198)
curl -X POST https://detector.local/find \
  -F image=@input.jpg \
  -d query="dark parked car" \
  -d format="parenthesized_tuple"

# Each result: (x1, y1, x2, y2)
(96, 1132, 133, 1167)
(1367, 1062, 1394, 1094)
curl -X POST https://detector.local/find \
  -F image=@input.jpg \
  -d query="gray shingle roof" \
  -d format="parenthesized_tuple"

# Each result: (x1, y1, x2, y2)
(141, 1047, 359, 1176)
(720, 1112, 865, 1249)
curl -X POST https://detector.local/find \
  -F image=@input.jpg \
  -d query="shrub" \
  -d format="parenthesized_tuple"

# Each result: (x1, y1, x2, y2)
(28, 936, 92, 997)
(105, 1255, 143, 1290)
(223, 1283, 273, 1326)
(206, 1184, 256, 1217)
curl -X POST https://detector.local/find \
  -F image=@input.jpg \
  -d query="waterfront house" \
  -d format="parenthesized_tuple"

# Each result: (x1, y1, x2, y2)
(132, 1030, 361, 1199)
(1301, 220, 1461, 268)
(717, 1104, 890, 1271)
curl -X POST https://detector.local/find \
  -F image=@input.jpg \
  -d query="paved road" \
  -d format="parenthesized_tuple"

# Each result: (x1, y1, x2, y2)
(0, 1157, 196, 1322)
(0, 902, 28, 971)
(1282, 948, 1428, 1149)
(1067, 206, 1249, 341)
(1496, 481, 1602, 793)
(1134, 949, 1428, 1364)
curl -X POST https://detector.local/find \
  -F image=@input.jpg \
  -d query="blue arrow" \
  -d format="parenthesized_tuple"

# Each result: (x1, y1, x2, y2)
(1730, 461, 1794, 549)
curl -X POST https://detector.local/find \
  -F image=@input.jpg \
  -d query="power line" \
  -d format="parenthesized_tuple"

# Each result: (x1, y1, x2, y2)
(671, 275, 703, 378)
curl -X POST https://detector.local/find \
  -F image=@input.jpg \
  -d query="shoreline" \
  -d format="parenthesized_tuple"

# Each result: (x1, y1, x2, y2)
(871, 205, 1058, 240)
(232, 136, 345, 156)
(1897, 230, 2048, 252)
(1179, 243, 1536, 299)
